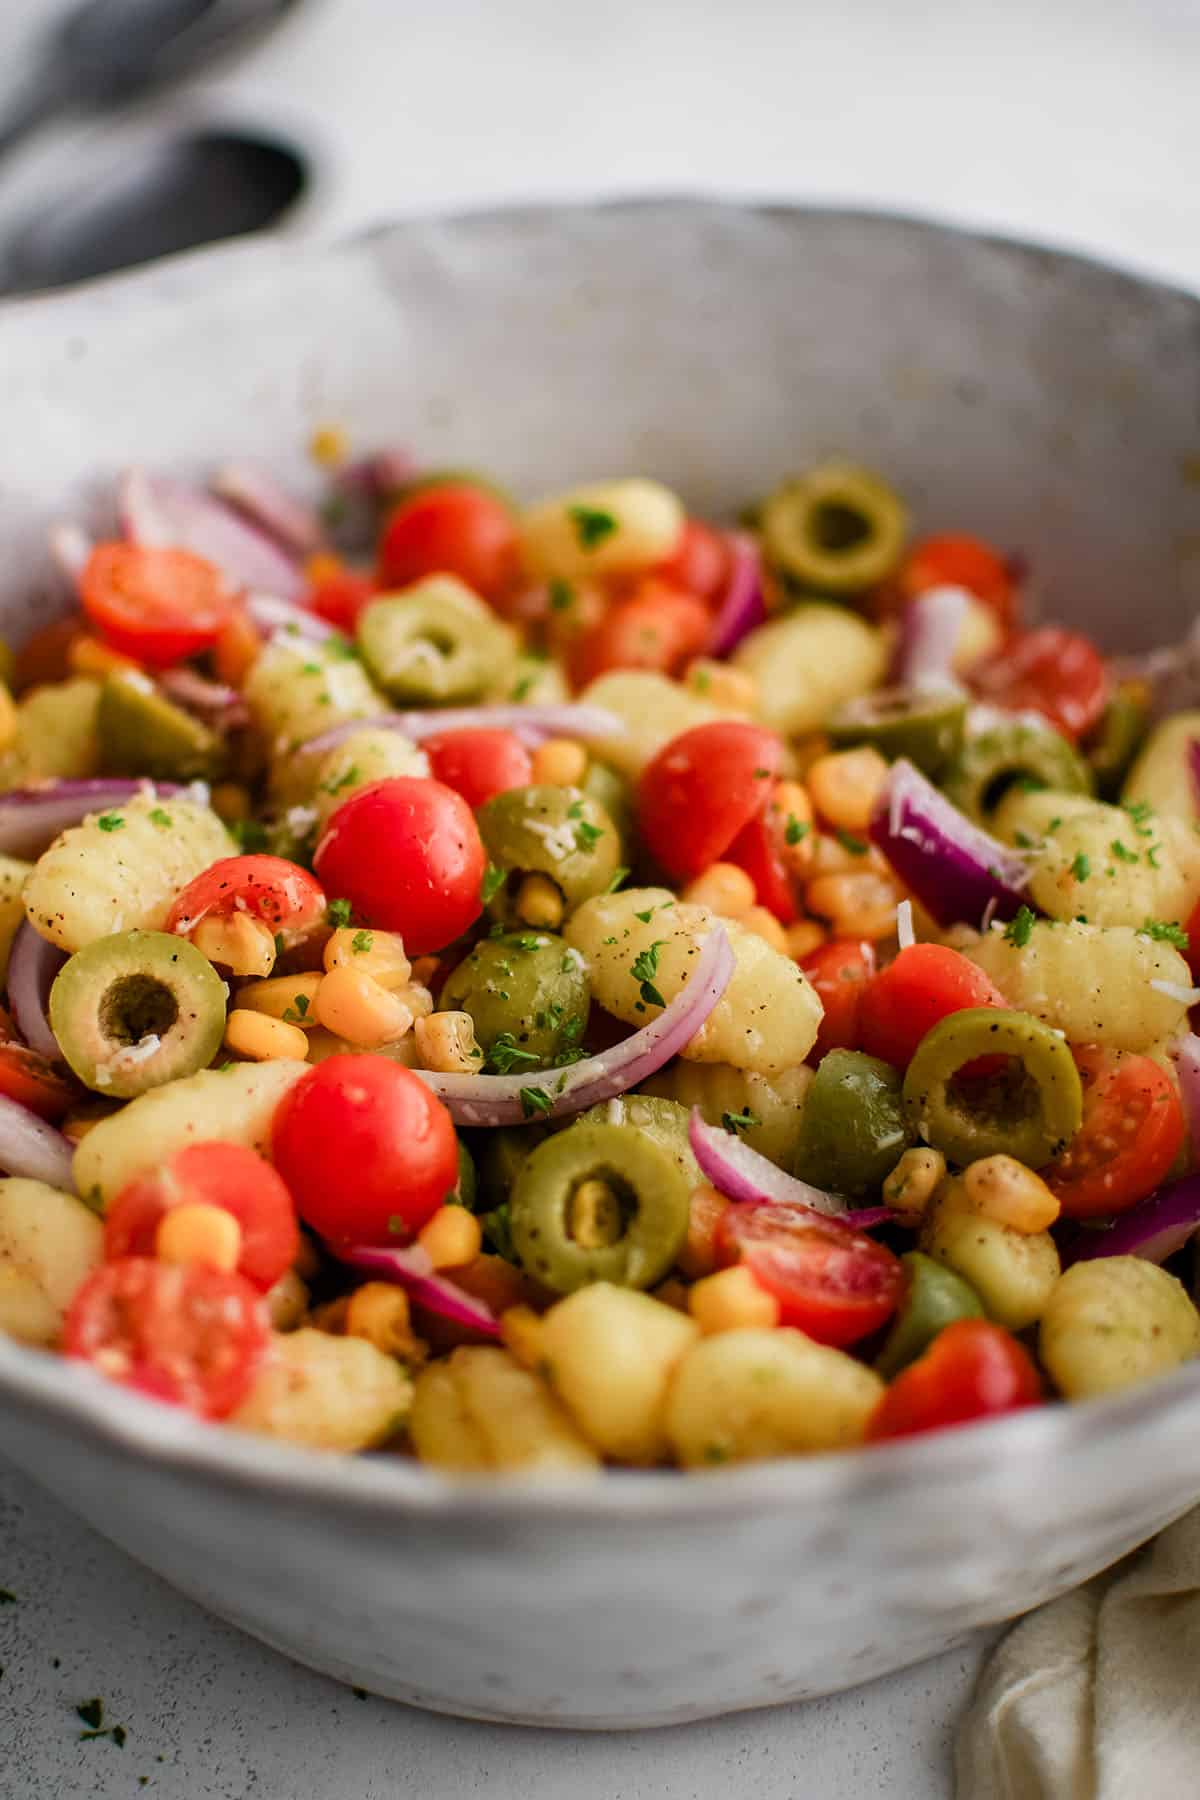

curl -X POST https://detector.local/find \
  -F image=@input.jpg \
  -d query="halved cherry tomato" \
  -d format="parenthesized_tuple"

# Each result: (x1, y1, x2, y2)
(866, 1319, 1042, 1441)
(724, 805, 799, 923)
(166, 855, 326, 945)
(0, 1044, 76, 1122)
(377, 482, 520, 604)
(211, 604, 263, 689)
(859, 943, 1008, 1070)
(307, 568, 377, 631)
(1040, 1048, 1184, 1219)
(971, 626, 1108, 742)
(13, 615, 84, 692)
(800, 940, 876, 1062)
(654, 519, 731, 604)
(313, 777, 485, 952)
(64, 1256, 268, 1418)
(714, 1202, 905, 1347)
(80, 543, 235, 669)
(568, 579, 711, 687)
(104, 1143, 299, 1293)
(422, 727, 533, 810)
(272, 1054, 459, 1245)
(899, 533, 1017, 632)
(638, 721, 784, 881)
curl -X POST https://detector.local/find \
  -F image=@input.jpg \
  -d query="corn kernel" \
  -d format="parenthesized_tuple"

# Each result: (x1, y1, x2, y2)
(807, 747, 891, 834)
(156, 1201, 243, 1273)
(680, 862, 757, 918)
(959, 1155, 1062, 1234)
(677, 1182, 730, 1279)
(805, 870, 899, 940)
(500, 1304, 546, 1370)
(741, 905, 790, 954)
(67, 635, 140, 678)
(531, 738, 588, 786)
(236, 972, 323, 1025)
(210, 782, 252, 824)
(689, 1264, 781, 1334)
(785, 919, 826, 960)
(305, 550, 346, 587)
(811, 831, 887, 878)
(323, 925, 412, 991)
(0, 684, 17, 754)
(883, 1147, 947, 1219)
(514, 872, 564, 929)
(683, 659, 757, 713)
(417, 1206, 483, 1270)
(315, 965, 414, 1048)
(213, 608, 262, 687)
(310, 423, 349, 467)
(414, 1010, 483, 1074)
(224, 1008, 310, 1062)
(191, 913, 278, 979)
(345, 1281, 423, 1360)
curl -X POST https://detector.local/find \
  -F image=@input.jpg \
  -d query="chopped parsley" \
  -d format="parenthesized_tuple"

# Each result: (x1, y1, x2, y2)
(1123, 799, 1156, 836)
(322, 764, 360, 796)
(301, 661, 322, 676)
(480, 863, 507, 905)
(836, 830, 869, 856)
(282, 993, 311, 1024)
(574, 819, 604, 853)
(1015, 774, 1047, 793)
(692, 668, 711, 693)
(604, 866, 631, 893)
(630, 941, 667, 1009)
(231, 818, 269, 853)
(1003, 904, 1036, 948)
(148, 807, 173, 829)
(273, 931, 286, 958)
(567, 504, 618, 550)
(350, 929, 374, 954)
(721, 1108, 761, 1134)
(1069, 851, 1091, 882)
(1138, 919, 1190, 950)
(1047, 815, 1063, 834)
(483, 1201, 516, 1261)
(96, 812, 124, 833)
(519, 1085, 553, 1118)
(1147, 843, 1163, 868)
(485, 1033, 540, 1075)
(1014, 830, 1036, 849)
(216, 1061, 236, 1073)
(326, 897, 353, 928)
(785, 814, 811, 846)
(548, 578, 574, 612)
(634, 905, 657, 924)
(511, 675, 536, 702)
(1110, 840, 1138, 864)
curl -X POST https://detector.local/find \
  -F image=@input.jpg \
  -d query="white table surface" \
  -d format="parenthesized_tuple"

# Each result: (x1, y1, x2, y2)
(1, 1, 1198, 1793)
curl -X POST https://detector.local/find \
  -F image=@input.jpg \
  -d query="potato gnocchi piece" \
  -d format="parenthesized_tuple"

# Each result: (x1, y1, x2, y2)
(639, 1060, 813, 1167)
(1123, 711, 1200, 821)
(1039, 1259, 1200, 1400)
(564, 887, 822, 1074)
(732, 604, 888, 737)
(0, 1178, 104, 1346)
(488, 650, 570, 707)
(0, 677, 102, 786)
(921, 1206, 1060, 1331)
(244, 634, 383, 762)
(0, 853, 32, 983)
(574, 672, 724, 780)
(965, 919, 1193, 1051)
(311, 726, 430, 828)
(539, 1285, 699, 1465)
(24, 789, 233, 953)
(996, 793, 1200, 928)
(409, 1345, 599, 1473)
(231, 1328, 412, 1452)
(73, 1058, 307, 1209)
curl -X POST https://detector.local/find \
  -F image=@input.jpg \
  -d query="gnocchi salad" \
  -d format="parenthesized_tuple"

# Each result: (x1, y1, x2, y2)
(2, 450, 1200, 1474)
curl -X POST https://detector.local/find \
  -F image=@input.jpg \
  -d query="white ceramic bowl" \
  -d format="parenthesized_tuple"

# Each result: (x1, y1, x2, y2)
(2, 200, 1200, 1729)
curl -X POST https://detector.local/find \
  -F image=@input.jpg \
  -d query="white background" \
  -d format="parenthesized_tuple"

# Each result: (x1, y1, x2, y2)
(0, 1, 1197, 1794)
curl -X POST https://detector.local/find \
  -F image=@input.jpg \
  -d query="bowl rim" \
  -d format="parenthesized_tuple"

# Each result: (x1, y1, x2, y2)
(3, 192, 1200, 1522)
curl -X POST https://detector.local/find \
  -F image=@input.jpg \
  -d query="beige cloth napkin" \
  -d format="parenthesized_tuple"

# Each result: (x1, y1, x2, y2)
(956, 1510, 1200, 1799)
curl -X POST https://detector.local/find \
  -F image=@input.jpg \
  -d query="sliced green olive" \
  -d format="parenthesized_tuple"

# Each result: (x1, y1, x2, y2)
(440, 930, 589, 1069)
(98, 670, 225, 782)
(476, 784, 620, 922)
(874, 1251, 984, 1379)
(451, 1139, 477, 1212)
(827, 685, 967, 779)
(510, 1122, 690, 1294)
(942, 718, 1092, 822)
(901, 1007, 1083, 1167)
(356, 579, 514, 704)
(1087, 681, 1150, 798)
(573, 1094, 702, 1190)
(793, 1049, 911, 1198)
(760, 462, 908, 594)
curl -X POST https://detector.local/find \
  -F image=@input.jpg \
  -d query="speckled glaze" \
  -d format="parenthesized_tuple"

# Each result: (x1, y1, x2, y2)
(2, 201, 1200, 1728)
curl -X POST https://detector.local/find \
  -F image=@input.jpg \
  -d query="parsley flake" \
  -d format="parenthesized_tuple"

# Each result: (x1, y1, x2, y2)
(282, 993, 311, 1023)
(604, 866, 631, 894)
(96, 812, 124, 833)
(630, 940, 667, 1009)
(326, 898, 353, 928)
(1138, 919, 1190, 950)
(1070, 851, 1091, 882)
(1110, 840, 1138, 864)
(148, 807, 173, 829)
(836, 830, 869, 856)
(480, 864, 506, 905)
(634, 906, 656, 924)
(721, 1108, 761, 1134)
(548, 578, 574, 612)
(1003, 904, 1036, 948)
(519, 1085, 553, 1118)
(231, 818, 269, 853)
(486, 1033, 540, 1075)
(322, 764, 359, 796)
(567, 504, 618, 550)
(574, 819, 604, 852)
(785, 814, 810, 846)
(1147, 843, 1163, 868)
(350, 930, 374, 954)
(1124, 799, 1156, 836)
(511, 675, 535, 702)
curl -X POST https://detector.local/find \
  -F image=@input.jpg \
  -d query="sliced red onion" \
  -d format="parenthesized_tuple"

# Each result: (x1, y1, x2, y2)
(869, 758, 1029, 929)
(839, 1206, 899, 1232)
(211, 464, 324, 556)
(0, 1092, 75, 1191)
(341, 1243, 500, 1338)
(244, 592, 337, 643)
(120, 467, 304, 600)
(707, 531, 765, 657)
(337, 449, 417, 500)
(894, 586, 971, 690)
(415, 926, 734, 1127)
(0, 779, 184, 859)
(159, 668, 248, 725)
(8, 922, 66, 1061)
(48, 522, 92, 586)
(1187, 737, 1200, 814)
(688, 1109, 849, 1216)
(301, 703, 624, 758)
(1062, 1176, 1200, 1268)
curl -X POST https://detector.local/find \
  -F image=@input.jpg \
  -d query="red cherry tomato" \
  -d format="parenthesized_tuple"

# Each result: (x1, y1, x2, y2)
(858, 944, 1008, 1070)
(422, 728, 534, 811)
(13, 615, 84, 692)
(0, 1045, 76, 1122)
(900, 533, 1017, 631)
(313, 777, 485, 952)
(272, 1054, 459, 1245)
(800, 940, 876, 1061)
(166, 855, 326, 945)
(64, 1257, 268, 1418)
(866, 1319, 1043, 1441)
(80, 543, 235, 669)
(638, 721, 785, 881)
(1040, 1048, 1184, 1219)
(104, 1143, 300, 1293)
(377, 482, 520, 603)
(654, 519, 731, 604)
(971, 626, 1108, 742)
(307, 568, 377, 631)
(715, 1202, 905, 1347)
(724, 806, 799, 923)
(568, 579, 711, 687)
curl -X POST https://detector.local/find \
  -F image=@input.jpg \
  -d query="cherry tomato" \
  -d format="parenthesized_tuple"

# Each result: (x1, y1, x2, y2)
(272, 1054, 459, 1245)
(568, 579, 710, 687)
(1041, 1048, 1184, 1219)
(13, 615, 84, 692)
(638, 721, 785, 881)
(377, 482, 520, 604)
(858, 944, 1008, 1070)
(104, 1143, 300, 1293)
(866, 1319, 1042, 1441)
(715, 1202, 905, 1347)
(0, 1045, 75, 1122)
(971, 626, 1108, 742)
(724, 805, 799, 923)
(654, 519, 731, 603)
(313, 777, 485, 952)
(800, 940, 876, 1061)
(422, 727, 533, 810)
(307, 568, 377, 631)
(166, 855, 326, 945)
(900, 532, 1018, 632)
(211, 604, 263, 689)
(64, 1256, 268, 1418)
(80, 543, 234, 669)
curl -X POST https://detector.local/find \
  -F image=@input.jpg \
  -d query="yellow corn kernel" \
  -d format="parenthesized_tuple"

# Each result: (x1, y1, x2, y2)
(883, 1147, 947, 1219)
(314, 965, 414, 1048)
(305, 550, 346, 587)
(500, 1305, 546, 1370)
(0, 683, 17, 754)
(210, 782, 252, 824)
(680, 861, 757, 918)
(684, 659, 758, 713)
(741, 905, 790, 954)
(805, 870, 899, 940)
(323, 925, 412, 991)
(224, 1008, 311, 1062)
(514, 872, 565, 929)
(810, 831, 887, 877)
(417, 1206, 483, 1270)
(344, 1282, 424, 1361)
(236, 972, 323, 1025)
(67, 635, 140, 678)
(958, 1155, 1062, 1234)
(689, 1264, 781, 1334)
(213, 608, 262, 687)
(784, 919, 826, 960)
(531, 738, 588, 786)
(414, 1009, 483, 1074)
(191, 913, 278, 979)
(155, 1201, 243, 1273)
(678, 1182, 731, 1279)
(309, 423, 349, 467)
(807, 747, 891, 834)
(769, 780, 816, 875)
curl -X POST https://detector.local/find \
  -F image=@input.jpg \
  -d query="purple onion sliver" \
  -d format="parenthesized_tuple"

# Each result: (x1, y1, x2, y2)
(839, 1207, 900, 1232)
(1173, 1033, 1200, 1155)
(342, 1243, 500, 1337)
(707, 531, 765, 658)
(869, 758, 1029, 929)
(8, 922, 66, 1062)
(0, 1092, 75, 1191)
(688, 1108, 848, 1216)
(1187, 737, 1200, 815)
(48, 522, 92, 586)
(211, 464, 325, 556)
(119, 467, 304, 600)
(244, 593, 337, 643)
(0, 779, 184, 860)
(894, 585, 970, 688)
(1060, 1175, 1200, 1268)
(301, 703, 625, 759)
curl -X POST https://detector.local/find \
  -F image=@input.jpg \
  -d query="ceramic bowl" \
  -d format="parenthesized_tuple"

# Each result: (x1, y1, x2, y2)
(2, 200, 1200, 1729)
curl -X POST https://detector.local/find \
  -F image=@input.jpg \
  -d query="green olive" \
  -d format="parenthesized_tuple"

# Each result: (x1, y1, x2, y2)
(901, 1007, 1084, 1167)
(827, 685, 967, 780)
(510, 1122, 690, 1294)
(476, 784, 620, 922)
(1087, 681, 1149, 798)
(356, 579, 514, 704)
(98, 671, 225, 782)
(760, 462, 908, 594)
(475, 1124, 552, 1209)
(452, 1139, 477, 1212)
(581, 759, 633, 849)
(942, 718, 1093, 822)
(573, 1095, 702, 1190)
(440, 930, 589, 1069)
(793, 1049, 911, 1197)
(874, 1251, 984, 1379)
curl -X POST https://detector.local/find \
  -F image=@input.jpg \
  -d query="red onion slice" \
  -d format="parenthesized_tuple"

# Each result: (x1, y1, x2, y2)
(244, 592, 337, 644)
(337, 449, 418, 500)
(415, 926, 734, 1127)
(211, 464, 324, 557)
(48, 522, 92, 586)
(839, 1206, 898, 1232)
(301, 703, 624, 759)
(341, 1243, 500, 1338)
(0, 779, 185, 859)
(869, 758, 1029, 929)
(1172, 1032, 1200, 1154)
(0, 1092, 75, 1191)
(8, 922, 66, 1061)
(894, 586, 971, 690)
(120, 468, 304, 600)
(1061, 1175, 1200, 1268)
(1187, 737, 1200, 814)
(707, 532, 765, 658)
(688, 1108, 849, 1216)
